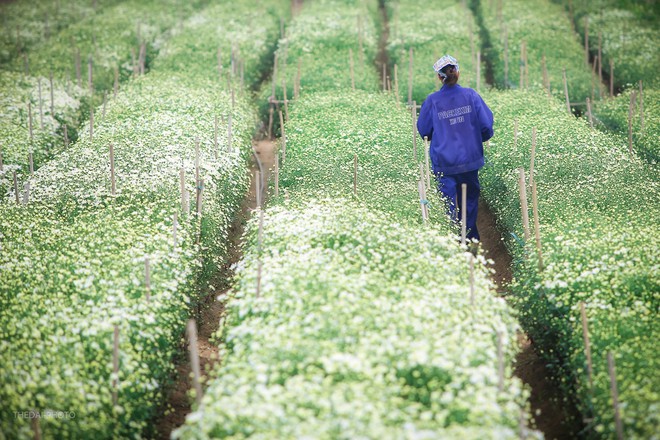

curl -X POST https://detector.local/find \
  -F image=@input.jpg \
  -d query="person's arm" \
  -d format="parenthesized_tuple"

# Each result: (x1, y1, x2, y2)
(417, 97, 434, 141)
(475, 93, 494, 142)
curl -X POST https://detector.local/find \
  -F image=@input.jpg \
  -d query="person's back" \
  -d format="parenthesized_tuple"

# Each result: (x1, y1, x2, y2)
(416, 55, 493, 242)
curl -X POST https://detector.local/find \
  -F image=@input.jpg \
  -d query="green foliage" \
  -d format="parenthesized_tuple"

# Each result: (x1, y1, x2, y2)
(591, 86, 659, 164)
(480, 88, 660, 439)
(386, 0, 484, 104)
(479, 0, 599, 104)
(0, 1, 283, 438)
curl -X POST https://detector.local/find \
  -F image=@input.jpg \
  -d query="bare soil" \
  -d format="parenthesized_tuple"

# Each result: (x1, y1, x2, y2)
(477, 199, 582, 439)
(154, 139, 277, 439)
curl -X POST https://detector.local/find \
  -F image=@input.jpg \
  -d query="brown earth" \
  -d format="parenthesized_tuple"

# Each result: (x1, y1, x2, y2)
(477, 198, 582, 439)
(154, 139, 277, 439)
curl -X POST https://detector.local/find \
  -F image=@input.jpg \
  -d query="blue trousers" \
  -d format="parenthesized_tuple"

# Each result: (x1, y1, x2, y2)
(437, 169, 480, 241)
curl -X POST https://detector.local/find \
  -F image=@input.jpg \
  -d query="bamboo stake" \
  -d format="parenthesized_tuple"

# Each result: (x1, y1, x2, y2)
(586, 98, 594, 128)
(394, 64, 400, 105)
(112, 325, 119, 406)
(49, 71, 55, 118)
(424, 136, 431, 191)
(28, 101, 33, 142)
(419, 164, 429, 221)
(529, 127, 537, 183)
(144, 257, 151, 302)
(531, 179, 543, 271)
(186, 320, 203, 406)
(584, 17, 589, 66)
(408, 48, 413, 104)
(518, 168, 531, 242)
(476, 50, 481, 93)
(562, 68, 571, 113)
(13, 172, 19, 204)
(109, 143, 116, 196)
(607, 352, 624, 440)
(628, 91, 636, 157)
(88, 55, 93, 95)
(579, 302, 593, 389)
(353, 154, 357, 197)
(411, 101, 418, 161)
(542, 54, 550, 96)
(461, 183, 467, 244)
(349, 49, 355, 91)
(279, 109, 286, 165)
(418, 180, 428, 223)
(469, 253, 475, 305)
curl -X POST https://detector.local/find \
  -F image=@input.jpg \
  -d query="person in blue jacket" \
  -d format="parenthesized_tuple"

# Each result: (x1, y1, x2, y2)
(417, 55, 493, 241)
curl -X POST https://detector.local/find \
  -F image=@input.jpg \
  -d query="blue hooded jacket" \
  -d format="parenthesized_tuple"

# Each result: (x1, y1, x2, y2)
(417, 84, 494, 175)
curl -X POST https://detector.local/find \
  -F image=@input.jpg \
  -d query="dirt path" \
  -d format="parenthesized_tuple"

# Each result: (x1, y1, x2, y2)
(477, 199, 581, 439)
(155, 139, 277, 439)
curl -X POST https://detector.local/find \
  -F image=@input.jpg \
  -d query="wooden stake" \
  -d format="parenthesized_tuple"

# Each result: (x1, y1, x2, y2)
(353, 154, 357, 197)
(63, 124, 69, 147)
(607, 352, 624, 440)
(13, 172, 19, 204)
(88, 55, 93, 95)
(469, 253, 475, 305)
(144, 257, 151, 302)
(31, 410, 41, 440)
(109, 143, 116, 196)
(503, 28, 509, 87)
(584, 17, 589, 66)
(476, 50, 481, 93)
(598, 33, 603, 88)
(22, 181, 30, 205)
(579, 302, 593, 389)
(49, 71, 55, 118)
(562, 68, 571, 113)
(186, 320, 203, 406)
(628, 91, 636, 157)
(0, 143, 3, 171)
(529, 127, 537, 183)
(255, 170, 262, 209)
(29, 152, 34, 175)
(411, 101, 418, 161)
(513, 118, 518, 150)
(461, 183, 467, 245)
(279, 110, 286, 165)
(519, 41, 525, 90)
(518, 168, 531, 243)
(268, 104, 274, 140)
(112, 325, 119, 406)
(394, 64, 400, 105)
(282, 77, 289, 122)
(418, 180, 428, 223)
(28, 101, 33, 142)
(542, 54, 550, 96)
(586, 98, 594, 128)
(295, 59, 301, 99)
(195, 138, 200, 184)
(424, 136, 431, 191)
(531, 179, 543, 271)
(382, 62, 387, 92)
(408, 48, 413, 104)
(102, 92, 107, 118)
(349, 49, 355, 91)
(196, 178, 204, 216)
